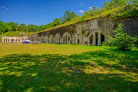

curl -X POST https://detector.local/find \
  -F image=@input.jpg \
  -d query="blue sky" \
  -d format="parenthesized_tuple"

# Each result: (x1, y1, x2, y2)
(0, 0, 110, 25)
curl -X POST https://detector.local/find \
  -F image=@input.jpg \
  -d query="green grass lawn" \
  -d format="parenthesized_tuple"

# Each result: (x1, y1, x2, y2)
(0, 43, 138, 92)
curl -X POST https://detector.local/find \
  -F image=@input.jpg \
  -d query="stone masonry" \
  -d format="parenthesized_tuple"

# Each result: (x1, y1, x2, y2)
(1, 16, 138, 45)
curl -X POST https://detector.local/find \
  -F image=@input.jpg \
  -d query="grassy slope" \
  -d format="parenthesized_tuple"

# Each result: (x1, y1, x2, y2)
(0, 43, 137, 92)
(30, 5, 138, 35)
(0, 31, 34, 37)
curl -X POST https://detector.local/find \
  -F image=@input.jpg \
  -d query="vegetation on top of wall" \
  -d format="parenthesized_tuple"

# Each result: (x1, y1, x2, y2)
(0, 0, 138, 36)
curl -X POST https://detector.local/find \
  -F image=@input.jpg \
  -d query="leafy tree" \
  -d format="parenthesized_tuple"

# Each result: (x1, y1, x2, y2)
(108, 23, 137, 51)
(129, 0, 138, 6)
(111, 0, 129, 7)
(28, 24, 35, 32)
(20, 23, 27, 32)
(52, 18, 61, 26)
(63, 10, 77, 23)
(103, 0, 129, 9)
(102, 1, 112, 9)
(0, 21, 12, 33)
(8, 22, 17, 31)
(82, 6, 99, 18)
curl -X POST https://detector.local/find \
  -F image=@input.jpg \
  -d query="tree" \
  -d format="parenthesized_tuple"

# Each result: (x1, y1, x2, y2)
(8, 22, 17, 31)
(52, 18, 61, 26)
(63, 10, 77, 23)
(108, 23, 137, 51)
(129, 0, 138, 6)
(103, 0, 129, 9)
(0, 21, 12, 34)
(82, 6, 99, 18)
(28, 24, 35, 32)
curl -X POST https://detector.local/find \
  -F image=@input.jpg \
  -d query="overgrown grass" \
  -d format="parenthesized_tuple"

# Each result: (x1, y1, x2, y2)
(0, 31, 34, 37)
(0, 43, 138, 92)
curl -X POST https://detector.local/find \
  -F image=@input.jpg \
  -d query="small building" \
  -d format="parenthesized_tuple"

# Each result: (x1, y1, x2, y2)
(1, 36, 28, 43)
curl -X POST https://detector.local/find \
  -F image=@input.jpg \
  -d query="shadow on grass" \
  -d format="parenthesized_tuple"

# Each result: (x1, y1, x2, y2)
(0, 49, 138, 92)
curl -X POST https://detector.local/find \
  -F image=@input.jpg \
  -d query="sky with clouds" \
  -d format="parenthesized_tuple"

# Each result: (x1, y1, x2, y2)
(0, 0, 110, 25)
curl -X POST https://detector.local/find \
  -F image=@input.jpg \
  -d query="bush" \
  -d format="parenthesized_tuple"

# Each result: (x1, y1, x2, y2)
(108, 23, 137, 51)
(102, 41, 108, 46)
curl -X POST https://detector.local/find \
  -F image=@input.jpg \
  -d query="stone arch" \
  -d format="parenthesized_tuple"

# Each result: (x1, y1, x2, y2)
(43, 35, 48, 43)
(6, 39, 7, 43)
(62, 32, 71, 44)
(32, 37, 35, 41)
(30, 37, 32, 41)
(55, 33, 61, 44)
(72, 33, 82, 44)
(88, 31, 105, 46)
(40, 36, 43, 42)
(36, 36, 40, 41)
(89, 33, 93, 45)
(4, 39, 6, 43)
(7, 39, 9, 43)
(49, 34, 54, 43)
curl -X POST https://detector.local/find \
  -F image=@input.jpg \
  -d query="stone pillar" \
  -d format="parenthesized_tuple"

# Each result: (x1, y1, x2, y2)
(67, 35, 68, 44)
(93, 32, 96, 46)
(98, 32, 101, 46)
(2, 38, 4, 43)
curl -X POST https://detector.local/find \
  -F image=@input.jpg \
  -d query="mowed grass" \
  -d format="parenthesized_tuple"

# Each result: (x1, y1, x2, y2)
(0, 43, 138, 92)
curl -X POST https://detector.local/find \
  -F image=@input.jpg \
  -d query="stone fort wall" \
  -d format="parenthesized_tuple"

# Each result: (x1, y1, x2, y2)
(2, 16, 138, 45)
(28, 16, 138, 45)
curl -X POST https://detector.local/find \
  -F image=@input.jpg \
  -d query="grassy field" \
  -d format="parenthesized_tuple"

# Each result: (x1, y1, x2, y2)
(0, 43, 138, 92)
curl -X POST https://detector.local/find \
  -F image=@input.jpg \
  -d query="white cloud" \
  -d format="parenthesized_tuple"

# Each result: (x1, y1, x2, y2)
(79, 10, 84, 13)
(89, 7, 92, 10)
(1, 6, 8, 9)
(81, 2, 83, 6)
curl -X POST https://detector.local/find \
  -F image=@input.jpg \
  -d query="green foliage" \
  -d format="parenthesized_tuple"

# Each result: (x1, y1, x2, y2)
(81, 29, 86, 35)
(108, 23, 137, 51)
(129, 0, 138, 6)
(62, 10, 77, 23)
(8, 22, 18, 31)
(102, 0, 129, 9)
(82, 6, 99, 19)
(0, 21, 12, 34)
(102, 41, 108, 46)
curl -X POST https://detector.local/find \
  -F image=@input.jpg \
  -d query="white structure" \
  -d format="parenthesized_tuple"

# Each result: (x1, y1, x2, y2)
(1, 36, 28, 43)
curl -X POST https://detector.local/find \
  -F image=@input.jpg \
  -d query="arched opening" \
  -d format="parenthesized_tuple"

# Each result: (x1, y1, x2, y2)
(8, 39, 9, 42)
(11, 39, 14, 41)
(49, 35, 54, 43)
(89, 34, 93, 45)
(43, 36, 48, 43)
(78, 39, 79, 44)
(95, 32, 98, 46)
(55, 34, 61, 44)
(101, 34, 105, 43)
(62, 33, 71, 44)
(32, 37, 35, 41)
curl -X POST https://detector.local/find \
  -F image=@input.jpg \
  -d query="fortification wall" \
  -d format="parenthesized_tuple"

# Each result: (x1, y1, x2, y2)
(2, 16, 137, 45)
(28, 16, 138, 45)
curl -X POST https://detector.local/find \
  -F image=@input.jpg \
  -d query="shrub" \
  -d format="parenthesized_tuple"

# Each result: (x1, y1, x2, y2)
(102, 41, 108, 46)
(108, 23, 137, 51)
